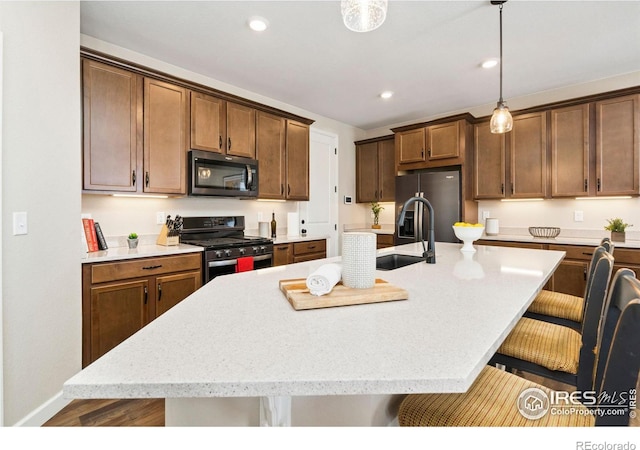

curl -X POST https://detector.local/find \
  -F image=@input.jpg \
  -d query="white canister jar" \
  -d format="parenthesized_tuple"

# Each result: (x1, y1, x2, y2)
(485, 218, 499, 236)
(341, 232, 376, 289)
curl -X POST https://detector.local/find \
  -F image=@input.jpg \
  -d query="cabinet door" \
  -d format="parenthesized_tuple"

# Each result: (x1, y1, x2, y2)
(285, 120, 310, 200)
(155, 271, 201, 317)
(144, 78, 188, 194)
(82, 59, 141, 192)
(89, 280, 149, 363)
(427, 121, 460, 160)
(190, 92, 226, 153)
(509, 112, 547, 198)
(378, 139, 396, 202)
(227, 102, 256, 158)
(356, 142, 378, 203)
(256, 112, 287, 199)
(596, 94, 640, 196)
(551, 260, 588, 297)
(551, 104, 590, 197)
(273, 244, 293, 266)
(473, 121, 506, 199)
(396, 128, 426, 164)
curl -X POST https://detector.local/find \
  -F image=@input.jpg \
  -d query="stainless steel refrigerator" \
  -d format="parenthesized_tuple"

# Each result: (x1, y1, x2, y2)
(395, 170, 461, 245)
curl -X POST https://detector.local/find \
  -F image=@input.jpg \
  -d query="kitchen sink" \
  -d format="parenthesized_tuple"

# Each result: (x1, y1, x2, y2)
(376, 254, 425, 271)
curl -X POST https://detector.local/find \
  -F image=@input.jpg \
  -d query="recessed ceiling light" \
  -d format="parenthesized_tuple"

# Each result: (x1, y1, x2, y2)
(380, 91, 393, 99)
(248, 17, 268, 32)
(481, 59, 498, 69)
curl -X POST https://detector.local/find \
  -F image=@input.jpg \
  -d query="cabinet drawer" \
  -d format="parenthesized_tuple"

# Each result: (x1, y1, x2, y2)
(377, 234, 395, 248)
(91, 253, 201, 284)
(547, 244, 597, 261)
(293, 253, 325, 263)
(610, 248, 640, 265)
(293, 240, 326, 256)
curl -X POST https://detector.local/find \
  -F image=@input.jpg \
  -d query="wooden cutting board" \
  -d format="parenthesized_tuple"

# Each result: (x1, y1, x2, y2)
(279, 278, 408, 310)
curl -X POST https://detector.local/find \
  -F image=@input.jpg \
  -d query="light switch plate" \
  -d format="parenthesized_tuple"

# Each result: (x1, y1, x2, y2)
(156, 212, 166, 225)
(13, 212, 28, 235)
(574, 210, 584, 222)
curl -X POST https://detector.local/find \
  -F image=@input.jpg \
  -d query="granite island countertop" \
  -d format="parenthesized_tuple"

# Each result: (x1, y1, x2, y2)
(65, 241, 564, 400)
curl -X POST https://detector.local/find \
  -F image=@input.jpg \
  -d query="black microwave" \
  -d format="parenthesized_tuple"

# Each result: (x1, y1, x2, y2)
(188, 150, 258, 197)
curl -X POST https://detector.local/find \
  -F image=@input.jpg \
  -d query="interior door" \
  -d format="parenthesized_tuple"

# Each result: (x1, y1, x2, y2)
(297, 129, 338, 257)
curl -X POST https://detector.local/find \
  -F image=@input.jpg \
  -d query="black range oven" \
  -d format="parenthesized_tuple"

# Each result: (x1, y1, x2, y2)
(180, 216, 273, 284)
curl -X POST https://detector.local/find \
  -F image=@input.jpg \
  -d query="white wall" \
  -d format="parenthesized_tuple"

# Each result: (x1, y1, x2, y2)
(0, 2, 81, 425)
(80, 36, 368, 244)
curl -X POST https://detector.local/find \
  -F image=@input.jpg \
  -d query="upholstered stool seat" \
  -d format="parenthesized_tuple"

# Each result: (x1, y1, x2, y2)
(497, 317, 581, 373)
(527, 290, 583, 323)
(398, 365, 594, 427)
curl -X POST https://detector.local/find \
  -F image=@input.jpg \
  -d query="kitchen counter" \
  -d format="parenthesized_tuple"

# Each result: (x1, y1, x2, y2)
(81, 243, 203, 264)
(480, 233, 640, 249)
(64, 241, 563, 425)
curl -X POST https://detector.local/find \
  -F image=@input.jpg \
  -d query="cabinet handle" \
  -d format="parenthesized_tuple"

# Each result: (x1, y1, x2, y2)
(308, 245, 316, 250)
(428, 149, 431, 157)
(582, 252, 593, 256)
(288, 184, 291, 195)
(158, 284, 162, 301)
(281, 184, 284, 195)
(511, 183, 514, 195)
(277, 246, 289, 250)
(597, 178, 601, 192)
(421, 149, 424, 158)
(501, 183, 504, 195)
(219, 135, 222, 149)
(145, 171, 149, 187)
(144, 286, 148, 305)
(584, 179, 588, 192)
(228, 137, 232, 150)
(379, 190, 383, 199)
(132, 170, 136, 186)
(584, 267, 587, 281)
(142, 264, 163, 270)
(374, 190, 378, 200)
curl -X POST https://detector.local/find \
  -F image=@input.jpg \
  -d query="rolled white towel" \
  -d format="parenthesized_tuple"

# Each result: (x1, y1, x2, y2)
(306, 263, 342, 296)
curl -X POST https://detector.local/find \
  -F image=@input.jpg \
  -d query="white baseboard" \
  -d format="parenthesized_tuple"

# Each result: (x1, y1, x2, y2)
(12, 390, 71, 427)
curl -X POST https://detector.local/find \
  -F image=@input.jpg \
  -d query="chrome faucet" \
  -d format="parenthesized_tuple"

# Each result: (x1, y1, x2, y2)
(397, 196, 436, 264)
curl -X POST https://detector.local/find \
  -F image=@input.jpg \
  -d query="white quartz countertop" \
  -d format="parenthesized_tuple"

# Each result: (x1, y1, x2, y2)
(271, 234, 329, 245)
(65, 241, 564, 399)
(81, 243, 203, 264)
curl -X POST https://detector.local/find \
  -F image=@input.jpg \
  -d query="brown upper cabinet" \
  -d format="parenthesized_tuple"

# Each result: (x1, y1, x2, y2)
(473, 112, 547, 199)
(82, 58, 188, 195)
(596, 94, 640, 196)
(550, 104, 591, 197)
(226, 102, 256, 158)
(509, 112, 547, 198)
(355, 136, 395, 203)
(82, 59, 141, 192)
(190, 91, 226, 153)
(256, 113, 310, 200)
(393, 117, 471, 171)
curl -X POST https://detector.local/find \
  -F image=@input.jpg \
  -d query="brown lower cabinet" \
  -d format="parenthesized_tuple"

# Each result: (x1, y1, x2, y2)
(476, 240, 640, 298)
(376, 234, 395, 249)
(273, 239, 327, 266)
(82, 253, 202, 367)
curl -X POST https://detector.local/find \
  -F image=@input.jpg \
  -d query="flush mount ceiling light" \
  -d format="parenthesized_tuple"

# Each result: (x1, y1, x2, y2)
(341, 0, 388, 33)
(489, 0, 513, 134)
(248, 16, 268, 32)
(380, 91, 393, 99)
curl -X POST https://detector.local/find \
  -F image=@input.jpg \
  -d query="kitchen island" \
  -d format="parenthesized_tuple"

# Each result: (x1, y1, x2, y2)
(64, 241, 565, 426)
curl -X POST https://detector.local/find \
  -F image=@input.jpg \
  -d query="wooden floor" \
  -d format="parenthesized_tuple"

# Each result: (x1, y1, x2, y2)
(43, 398, 164, 426)
(43, 371, 640, 426)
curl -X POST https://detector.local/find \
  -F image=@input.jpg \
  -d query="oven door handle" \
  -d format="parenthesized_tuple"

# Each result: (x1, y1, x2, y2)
(208, 254, 271, 268)
(245, 165, 253, 191)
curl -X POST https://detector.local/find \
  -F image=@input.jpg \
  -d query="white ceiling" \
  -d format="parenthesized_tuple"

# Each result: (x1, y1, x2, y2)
(80, 1, 640, 130)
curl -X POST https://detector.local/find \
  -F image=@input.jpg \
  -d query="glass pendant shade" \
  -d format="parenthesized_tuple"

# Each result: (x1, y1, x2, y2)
(490, 102, 513, 134)
(341, 0, 388, 32)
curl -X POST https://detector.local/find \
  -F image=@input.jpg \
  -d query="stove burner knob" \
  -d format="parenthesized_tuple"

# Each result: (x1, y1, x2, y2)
(259, 246, 266, 254)
(239, 248, 246, 255)
(224, 249, 232, 257)
(252, 247, 258, 254)
(215, 251, 222, 258)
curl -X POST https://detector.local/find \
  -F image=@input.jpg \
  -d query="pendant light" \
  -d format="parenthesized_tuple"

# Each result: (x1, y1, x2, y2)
(341, 0, 388, 33)
(490, 0, 513, 134)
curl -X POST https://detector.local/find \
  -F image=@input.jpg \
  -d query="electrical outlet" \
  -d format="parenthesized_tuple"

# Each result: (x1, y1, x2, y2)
(257, 212, 264, 222)
(482, 211, 490, 220)
(574, 210, 584, 222)
(13, 212, 28, 235)
(156, 212, 166, 225)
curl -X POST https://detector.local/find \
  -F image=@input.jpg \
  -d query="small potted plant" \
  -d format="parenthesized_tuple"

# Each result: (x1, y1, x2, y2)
(604, 218, 632, 242)
(127, 232, 139, 249)
(370, 202, 384, 229)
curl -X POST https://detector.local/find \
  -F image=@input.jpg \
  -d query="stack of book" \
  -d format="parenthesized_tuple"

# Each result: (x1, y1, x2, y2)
(82, 218, 108, 252)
